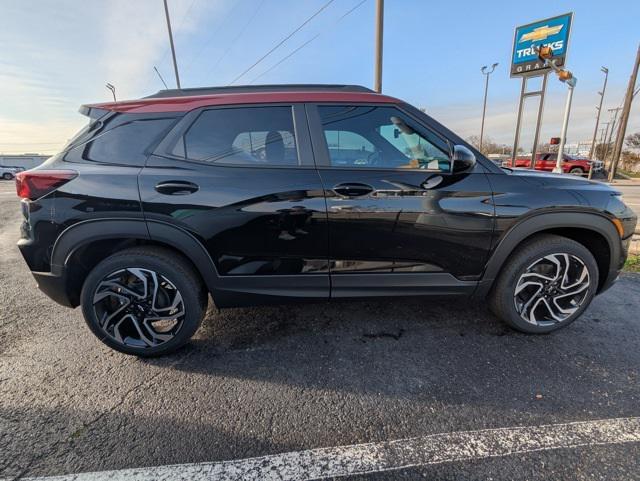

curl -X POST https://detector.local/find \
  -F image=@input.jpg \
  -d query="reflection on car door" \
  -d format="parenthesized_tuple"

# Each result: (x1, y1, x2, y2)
(140, 104, 329, 306)
(306, 103, 495, 298)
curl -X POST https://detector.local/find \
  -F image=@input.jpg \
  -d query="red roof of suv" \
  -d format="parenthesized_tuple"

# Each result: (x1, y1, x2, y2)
(86, 85, 400, 114)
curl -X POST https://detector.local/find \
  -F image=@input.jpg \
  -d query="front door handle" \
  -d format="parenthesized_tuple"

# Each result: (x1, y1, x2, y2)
(333, 182, 374, 197)
(155, 180, 199, 195)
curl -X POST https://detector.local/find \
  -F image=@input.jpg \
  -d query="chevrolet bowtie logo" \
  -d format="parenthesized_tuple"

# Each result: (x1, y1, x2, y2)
(519, 24, 563, 43)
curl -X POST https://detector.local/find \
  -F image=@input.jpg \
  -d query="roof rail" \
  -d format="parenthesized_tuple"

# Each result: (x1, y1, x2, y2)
(145, 84, 375, 98)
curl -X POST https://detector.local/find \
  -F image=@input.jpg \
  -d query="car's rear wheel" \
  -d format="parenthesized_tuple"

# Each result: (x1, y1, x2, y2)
(489, 234, 599, 333)
(569, 167, 584, 175)
(2, 173, 13, 180)
(81, 247, 207, 357)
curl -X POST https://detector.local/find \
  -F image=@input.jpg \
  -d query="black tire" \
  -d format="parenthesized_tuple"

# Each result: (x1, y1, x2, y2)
(81, 246, 207, 357)
(568, 167, 584, 175)
(2, 173, 13, 180)
(489, 234, 599, 334)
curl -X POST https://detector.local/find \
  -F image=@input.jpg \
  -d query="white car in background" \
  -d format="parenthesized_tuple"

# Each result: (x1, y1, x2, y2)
(0, 166, 24, 180)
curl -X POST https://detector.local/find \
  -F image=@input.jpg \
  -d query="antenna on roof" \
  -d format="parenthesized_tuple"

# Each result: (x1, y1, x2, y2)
(105, 83, 116, 102)
(154, 66, 169, 90)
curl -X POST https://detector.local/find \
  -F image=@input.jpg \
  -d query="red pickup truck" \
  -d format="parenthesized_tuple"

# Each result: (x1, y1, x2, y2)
(504, 153, 595, 175)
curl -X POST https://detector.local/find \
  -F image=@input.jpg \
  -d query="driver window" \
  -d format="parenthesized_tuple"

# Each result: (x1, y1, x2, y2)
(318, 105, 450, 171)
(324, 130, 376, 167)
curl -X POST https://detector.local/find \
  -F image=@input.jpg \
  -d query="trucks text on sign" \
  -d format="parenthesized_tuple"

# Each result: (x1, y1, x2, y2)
(511, 13, 573, 77)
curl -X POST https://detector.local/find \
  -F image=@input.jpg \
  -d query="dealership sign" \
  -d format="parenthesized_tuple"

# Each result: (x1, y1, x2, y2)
(511, 13, 573, 77)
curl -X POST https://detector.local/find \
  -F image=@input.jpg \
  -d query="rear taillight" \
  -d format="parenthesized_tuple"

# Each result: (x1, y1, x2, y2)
(15, 170, 78, 200)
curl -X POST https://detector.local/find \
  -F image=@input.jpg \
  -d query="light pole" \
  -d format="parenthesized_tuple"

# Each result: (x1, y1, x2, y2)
(588, 67, 608, 160)
(105, 83, 116, 102)
(536, 46, 577, 174)
(479, 63, 498, 153)
(554, 76, 577, 173)
(163, 0, 181, 89)
(373, 0, 384, 93)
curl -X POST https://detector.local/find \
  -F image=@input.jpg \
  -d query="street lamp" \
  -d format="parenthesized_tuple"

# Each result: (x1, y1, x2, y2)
(105, 83, 116, 102)
(537, 46, 576, 174)
(479, 63, 498, 152)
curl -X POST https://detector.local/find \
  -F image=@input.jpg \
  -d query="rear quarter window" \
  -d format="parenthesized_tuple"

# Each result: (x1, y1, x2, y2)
(63, 116, 177, 166)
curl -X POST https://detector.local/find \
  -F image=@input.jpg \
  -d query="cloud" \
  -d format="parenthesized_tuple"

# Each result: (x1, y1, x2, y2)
(0, 0, 218, 154)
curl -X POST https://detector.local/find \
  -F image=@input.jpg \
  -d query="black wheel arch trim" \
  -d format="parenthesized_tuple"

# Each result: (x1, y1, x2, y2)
(50, 218, 221, 297)
(475, 210, 621, 298)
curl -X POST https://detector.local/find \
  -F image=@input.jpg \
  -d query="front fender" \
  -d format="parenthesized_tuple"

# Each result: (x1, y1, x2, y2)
(474, 210, 621, 298)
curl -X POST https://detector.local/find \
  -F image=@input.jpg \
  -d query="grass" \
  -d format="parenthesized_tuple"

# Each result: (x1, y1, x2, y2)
(624, 254, 640, 273)
(619, 170, 640, 179)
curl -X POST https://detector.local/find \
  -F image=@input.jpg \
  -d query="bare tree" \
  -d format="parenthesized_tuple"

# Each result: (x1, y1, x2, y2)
(625, 132, 640, 150)
(465, 135, 512, 155)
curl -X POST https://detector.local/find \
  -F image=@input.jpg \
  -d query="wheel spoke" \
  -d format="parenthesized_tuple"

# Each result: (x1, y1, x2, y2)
(92, 267, 186, 349)
(541, 297, 565, 322)
(519, 285, 543, 322)
(513, 252, 591, 326)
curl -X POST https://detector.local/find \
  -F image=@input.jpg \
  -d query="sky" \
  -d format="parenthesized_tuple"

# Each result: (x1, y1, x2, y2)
(1, 0, 639, 155)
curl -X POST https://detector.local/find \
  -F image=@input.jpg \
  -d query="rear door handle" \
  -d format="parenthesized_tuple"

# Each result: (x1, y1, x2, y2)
(333, 182, 374, 197)
(155, 181, 199, 195)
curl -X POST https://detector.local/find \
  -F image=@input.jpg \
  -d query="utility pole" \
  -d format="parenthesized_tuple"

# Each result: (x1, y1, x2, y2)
(603, 107, 622, 166)
(609, 43, 640, 182)
(588, 67, 608, 160)
(163, 0, 181, 89)
(479, 63, 498, 153)
(373, 0, 384, 93)
(598, 121, 610, 159)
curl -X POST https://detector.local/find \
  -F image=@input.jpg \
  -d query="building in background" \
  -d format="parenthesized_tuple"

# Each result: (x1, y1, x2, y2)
(0, 153, 49, 170)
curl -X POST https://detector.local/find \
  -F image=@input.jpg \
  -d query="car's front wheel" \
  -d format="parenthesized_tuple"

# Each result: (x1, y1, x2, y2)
(489, 234, 599, 333)
(568, 167, 584, 175)
(2, 173, 13, 180)
(80, 247, 207, 356)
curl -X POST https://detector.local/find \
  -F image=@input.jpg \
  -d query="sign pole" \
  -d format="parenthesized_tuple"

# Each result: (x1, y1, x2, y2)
(530, 72, 548, 168)
(510, 13, 573, 171)
(510, 77, 527, 167)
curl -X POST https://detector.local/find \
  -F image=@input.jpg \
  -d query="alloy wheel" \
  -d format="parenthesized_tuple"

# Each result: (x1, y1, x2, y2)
(513, 253, 590, 326)
(92, 268, 185, 348)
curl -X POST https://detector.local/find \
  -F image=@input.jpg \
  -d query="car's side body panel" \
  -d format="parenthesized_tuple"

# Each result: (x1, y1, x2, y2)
(15, 86, 636, 313)
(138, 103, 331, 305)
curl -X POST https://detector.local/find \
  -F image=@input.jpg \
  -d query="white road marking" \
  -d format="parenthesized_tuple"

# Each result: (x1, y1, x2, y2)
(14, 417, 640, 481)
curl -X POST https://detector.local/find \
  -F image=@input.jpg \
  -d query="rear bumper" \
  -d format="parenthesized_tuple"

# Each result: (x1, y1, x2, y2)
(31, 271, 75, 308)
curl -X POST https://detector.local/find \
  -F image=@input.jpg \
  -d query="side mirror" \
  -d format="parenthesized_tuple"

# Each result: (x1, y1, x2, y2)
(451, 145, 476, 174)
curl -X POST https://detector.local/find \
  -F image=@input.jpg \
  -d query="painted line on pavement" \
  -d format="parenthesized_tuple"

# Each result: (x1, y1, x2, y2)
(13, 416, 640, 481)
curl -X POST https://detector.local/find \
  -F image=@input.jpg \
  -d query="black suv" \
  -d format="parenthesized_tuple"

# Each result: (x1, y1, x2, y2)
(16, 85, 637, 356)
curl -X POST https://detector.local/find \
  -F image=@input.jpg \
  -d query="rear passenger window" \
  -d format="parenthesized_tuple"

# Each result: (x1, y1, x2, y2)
(64, 117, 176, 166)
(177, 106, 298, 166)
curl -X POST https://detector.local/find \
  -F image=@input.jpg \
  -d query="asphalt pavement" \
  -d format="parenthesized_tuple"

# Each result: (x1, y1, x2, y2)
(0, 179, 639, 480)
(614, 181, 640, 221)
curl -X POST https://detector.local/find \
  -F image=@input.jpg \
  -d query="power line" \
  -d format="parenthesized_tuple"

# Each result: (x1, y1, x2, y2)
(249, 0, 368, 84)
(157, 0, 200, 68)
(229, 0, 336, 85)
(182, 1, 246, 75)
(204, 0, 266, 82)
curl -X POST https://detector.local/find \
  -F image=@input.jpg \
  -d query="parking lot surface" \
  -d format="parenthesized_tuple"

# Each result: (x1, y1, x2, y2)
(1, 180, 639, 480)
